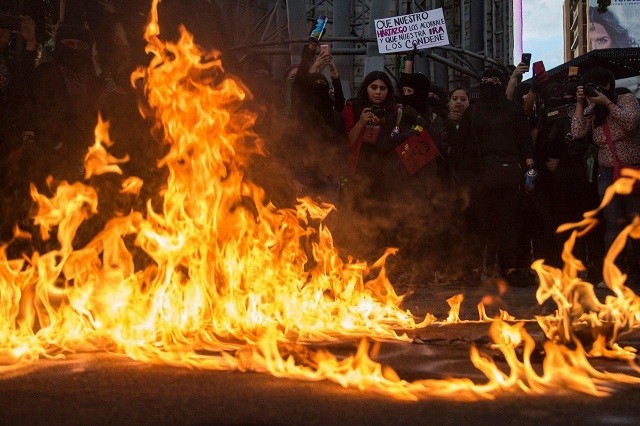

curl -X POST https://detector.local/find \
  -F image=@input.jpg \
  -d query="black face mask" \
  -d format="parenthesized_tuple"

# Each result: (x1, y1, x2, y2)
(401, 93, 418, 110)
(56, 45, 91, 72)
(479, 83, 505, 103)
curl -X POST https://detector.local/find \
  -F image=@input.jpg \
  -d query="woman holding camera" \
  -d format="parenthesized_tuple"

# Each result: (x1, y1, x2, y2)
(571, 67, 640, 285)
(342, 71, 397, 182)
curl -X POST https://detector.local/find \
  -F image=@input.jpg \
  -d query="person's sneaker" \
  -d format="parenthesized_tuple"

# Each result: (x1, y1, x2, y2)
(504, 270, 532, 288)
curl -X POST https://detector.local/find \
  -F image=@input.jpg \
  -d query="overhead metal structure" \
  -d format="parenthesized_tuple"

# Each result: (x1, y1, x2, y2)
(226, 0, 516, 95)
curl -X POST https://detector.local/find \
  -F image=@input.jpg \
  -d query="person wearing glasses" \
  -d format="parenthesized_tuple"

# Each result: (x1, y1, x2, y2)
(459, 67, 536, 287)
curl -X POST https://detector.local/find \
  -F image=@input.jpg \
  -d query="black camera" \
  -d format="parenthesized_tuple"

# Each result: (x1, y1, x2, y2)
(584, 83, 602, 97)
(370, 106, 385, 119)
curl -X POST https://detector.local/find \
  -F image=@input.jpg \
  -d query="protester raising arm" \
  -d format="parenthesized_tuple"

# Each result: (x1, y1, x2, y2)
(402, 44, 418, 74)
(325, 55, 345, 113)
(506, 63, 528, 101)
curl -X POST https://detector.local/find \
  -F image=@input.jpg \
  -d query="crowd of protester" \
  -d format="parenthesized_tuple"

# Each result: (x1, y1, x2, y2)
(1, 4, 640, 289)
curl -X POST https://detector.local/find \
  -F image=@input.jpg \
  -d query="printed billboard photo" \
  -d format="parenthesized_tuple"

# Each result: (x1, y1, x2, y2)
(588, 0, 640, 50)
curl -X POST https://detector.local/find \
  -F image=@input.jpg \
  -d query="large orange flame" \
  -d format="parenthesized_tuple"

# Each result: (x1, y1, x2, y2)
(533, 168, 640, 361)
(2, 0, 640, 401)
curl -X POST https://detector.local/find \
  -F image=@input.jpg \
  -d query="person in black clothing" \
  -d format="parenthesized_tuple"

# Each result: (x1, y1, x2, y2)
(285, 41, 346, 199)
(427, 84, 449, 120)
(0, 12, 37, 153)
(397, 70, 450, 181)
(13, 23, 103, 192)
(542, 79, 604, 279)
(460, 67, 536, 286)
(0, 14, 37, 110)
(400, 46, 448, 120)
(0, 13, 38, 240)
(516, 83, 561, 272)
(292, 43, 345, 138)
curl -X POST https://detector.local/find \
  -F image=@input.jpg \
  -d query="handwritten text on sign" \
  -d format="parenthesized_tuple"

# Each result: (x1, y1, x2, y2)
(375, 9, 449, 54)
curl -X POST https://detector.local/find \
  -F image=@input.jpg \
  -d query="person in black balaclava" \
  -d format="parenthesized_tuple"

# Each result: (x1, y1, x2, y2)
(477, 67, 508, 103)
(399, 71, 430, 115)
(284, 40, 346, 199)
(303, 71, 343, 137)
(460, 67, 535, 287)
(397, 70, 449, 179)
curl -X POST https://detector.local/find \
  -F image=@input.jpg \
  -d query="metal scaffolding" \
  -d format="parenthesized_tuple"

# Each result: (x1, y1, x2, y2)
(225, 0, 516, 95)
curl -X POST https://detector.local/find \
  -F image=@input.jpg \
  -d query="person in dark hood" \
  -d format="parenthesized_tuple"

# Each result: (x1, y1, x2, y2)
(300, 70, 344, 137)
(427, 84, 449, 119)
(400, 45, 447, 119)
(283, 39, 346, 199)
(4, 22, 106, 252)
(477, 67, 507, 103)
(0, 11, 38, 241)
(397, 70, 450, 180)
(398, 71, 430, 114)
(533, 76, 604, 276)
(53, 24, 96, 95)
(459, 67, 536, 287)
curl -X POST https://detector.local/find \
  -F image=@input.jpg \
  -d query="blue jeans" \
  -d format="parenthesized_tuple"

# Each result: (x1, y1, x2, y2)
(597, 167, 640, 267)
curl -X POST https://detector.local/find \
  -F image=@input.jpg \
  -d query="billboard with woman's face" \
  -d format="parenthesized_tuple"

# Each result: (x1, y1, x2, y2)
(588, 1, 640, 50)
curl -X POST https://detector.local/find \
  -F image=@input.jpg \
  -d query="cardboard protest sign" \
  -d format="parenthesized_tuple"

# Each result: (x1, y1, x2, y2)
(394, 131, 439, 176)
(375, 9, 449, 54)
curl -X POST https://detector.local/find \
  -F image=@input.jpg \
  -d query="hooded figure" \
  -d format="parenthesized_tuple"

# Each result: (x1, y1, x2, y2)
(54, 24, 94, 74)
(399, 72, 430, 115)
(306, 72, 333, 115)
(428, 84, 449, 119)
(479, 67, 507, 104)
(459, 66, 535, 287)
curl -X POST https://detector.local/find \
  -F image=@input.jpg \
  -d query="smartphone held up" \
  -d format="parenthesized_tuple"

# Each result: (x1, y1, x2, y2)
(521, 52, 531, 70)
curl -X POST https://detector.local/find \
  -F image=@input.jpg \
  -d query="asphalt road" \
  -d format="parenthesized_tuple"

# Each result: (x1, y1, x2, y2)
(2, 285, 640, 425)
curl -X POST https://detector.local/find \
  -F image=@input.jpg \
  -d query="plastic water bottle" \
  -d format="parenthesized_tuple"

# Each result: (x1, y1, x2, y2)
(524, 167, 538, 193)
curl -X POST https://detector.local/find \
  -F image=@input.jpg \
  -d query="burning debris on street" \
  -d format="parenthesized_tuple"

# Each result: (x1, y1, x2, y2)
(2, 0, 640, 406)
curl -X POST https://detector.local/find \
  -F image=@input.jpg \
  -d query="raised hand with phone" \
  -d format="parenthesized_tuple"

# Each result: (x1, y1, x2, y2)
(531, 60, 549, 94)
(505, 53, 531, 102)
